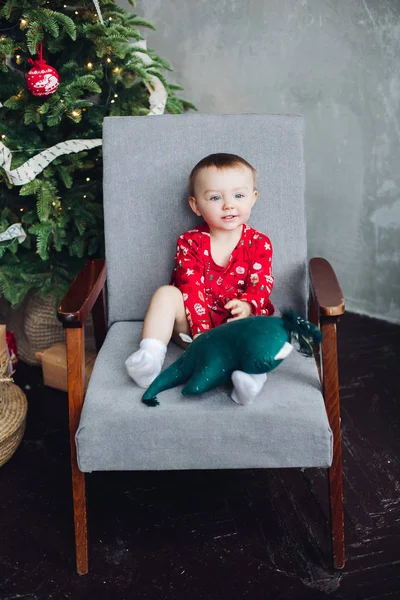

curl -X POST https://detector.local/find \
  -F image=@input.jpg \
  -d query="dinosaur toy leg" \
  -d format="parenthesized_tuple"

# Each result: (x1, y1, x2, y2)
(182, 370, 227, 395)
(231, 371, 267, 405)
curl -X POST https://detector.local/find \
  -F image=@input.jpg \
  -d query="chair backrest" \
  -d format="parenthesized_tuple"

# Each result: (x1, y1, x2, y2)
(103, 114, 307, 326)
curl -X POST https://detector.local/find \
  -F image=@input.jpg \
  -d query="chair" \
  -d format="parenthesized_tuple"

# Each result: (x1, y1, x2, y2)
(58, 114, 345, 575)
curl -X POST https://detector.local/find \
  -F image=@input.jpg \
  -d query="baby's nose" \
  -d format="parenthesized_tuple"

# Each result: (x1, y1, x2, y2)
(223, 198, 234, 209)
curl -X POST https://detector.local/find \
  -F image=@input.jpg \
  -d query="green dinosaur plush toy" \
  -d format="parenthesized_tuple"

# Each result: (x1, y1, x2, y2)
(142, 311, 322, 407)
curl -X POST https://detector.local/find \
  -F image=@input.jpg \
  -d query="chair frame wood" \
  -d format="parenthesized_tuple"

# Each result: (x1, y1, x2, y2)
(58, 256, 345, 575)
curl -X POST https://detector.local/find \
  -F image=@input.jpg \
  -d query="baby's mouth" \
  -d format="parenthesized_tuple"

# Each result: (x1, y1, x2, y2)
(222, 215, 238, 220)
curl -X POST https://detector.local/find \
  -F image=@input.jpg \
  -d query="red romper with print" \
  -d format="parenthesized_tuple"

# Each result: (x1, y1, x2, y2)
(170, 222, 274, 338)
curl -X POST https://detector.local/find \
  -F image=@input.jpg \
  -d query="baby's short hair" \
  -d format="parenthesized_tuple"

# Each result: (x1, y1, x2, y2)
(188, 153, 256, 196)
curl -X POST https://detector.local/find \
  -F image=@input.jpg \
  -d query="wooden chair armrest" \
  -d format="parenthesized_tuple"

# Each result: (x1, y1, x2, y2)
(309, 257, 345, 568)
(309, 257, 345, 318)
(57, 259, 106, 328)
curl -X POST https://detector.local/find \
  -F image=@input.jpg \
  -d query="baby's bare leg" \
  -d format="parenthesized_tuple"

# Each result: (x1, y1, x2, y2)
(142, 285, 189, 344)
(126, 286, 190, 388)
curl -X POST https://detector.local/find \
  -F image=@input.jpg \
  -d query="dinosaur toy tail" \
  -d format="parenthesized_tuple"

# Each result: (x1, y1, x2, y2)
(142, 356, 189, 406)
(281, 311, 322, 357)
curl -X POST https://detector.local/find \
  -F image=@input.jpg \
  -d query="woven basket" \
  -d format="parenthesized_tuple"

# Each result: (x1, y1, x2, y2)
(0, 362, 27, 467)
(4, 293, 96, 366)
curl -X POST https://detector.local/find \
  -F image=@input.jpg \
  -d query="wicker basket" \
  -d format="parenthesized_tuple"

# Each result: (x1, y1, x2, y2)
(3, 293, 96, 366)
(0, 362, 28, 467)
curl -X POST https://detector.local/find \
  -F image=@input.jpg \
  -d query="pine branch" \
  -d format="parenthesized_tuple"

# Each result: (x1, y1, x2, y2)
(24, 9, 60, 38)
(53, 11, 76, 41)
(29, 221, 53, 259)
(36, 180, 56, 222)
(26, 20, 43, 55)
(19, 179, 41, 196)
(23, 8, 76, 43)
(0, 0, 20, 20)
(129, 17, 156, 30)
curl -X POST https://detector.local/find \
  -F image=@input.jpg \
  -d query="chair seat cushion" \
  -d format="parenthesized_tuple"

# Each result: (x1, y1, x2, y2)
(76, 322, 333, 472)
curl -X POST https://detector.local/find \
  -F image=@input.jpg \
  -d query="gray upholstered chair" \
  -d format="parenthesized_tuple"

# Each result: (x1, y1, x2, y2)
(58, 114, 345, 575)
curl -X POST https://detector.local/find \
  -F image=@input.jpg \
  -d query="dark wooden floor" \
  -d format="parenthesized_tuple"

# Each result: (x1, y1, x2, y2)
(0, 312, 399, 600)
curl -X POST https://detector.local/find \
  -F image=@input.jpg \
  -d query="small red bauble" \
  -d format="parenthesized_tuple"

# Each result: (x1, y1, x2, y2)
(26, 58, 60, 97)
(6, 330, 18, 370)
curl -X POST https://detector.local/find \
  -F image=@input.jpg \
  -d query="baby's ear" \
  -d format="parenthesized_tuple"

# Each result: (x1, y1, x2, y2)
(251, 189, 258, 206)
(188, 196, 201, 216)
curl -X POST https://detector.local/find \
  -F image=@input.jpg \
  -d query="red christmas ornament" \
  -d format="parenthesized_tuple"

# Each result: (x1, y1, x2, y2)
(6, 330, 18, 371)
(26, 42, 60, 97)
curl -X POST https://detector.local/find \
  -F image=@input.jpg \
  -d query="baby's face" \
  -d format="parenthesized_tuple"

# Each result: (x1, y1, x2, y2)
(189, 166, 258, 233)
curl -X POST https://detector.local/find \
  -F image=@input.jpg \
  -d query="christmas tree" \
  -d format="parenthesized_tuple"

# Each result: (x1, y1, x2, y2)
(0, 0, 194, 307)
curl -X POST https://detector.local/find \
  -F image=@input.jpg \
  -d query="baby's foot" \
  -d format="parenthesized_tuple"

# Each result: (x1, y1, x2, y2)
(125, 338, 167, 388)
(231, 371, 267, 405)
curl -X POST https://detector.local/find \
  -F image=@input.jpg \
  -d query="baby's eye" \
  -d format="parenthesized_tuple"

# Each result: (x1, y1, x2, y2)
(210, 195, 221, 202)
(235, 193, 244, 199)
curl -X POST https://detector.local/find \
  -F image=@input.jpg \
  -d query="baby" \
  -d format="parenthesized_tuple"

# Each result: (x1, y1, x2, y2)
(125, 153, 275, 405)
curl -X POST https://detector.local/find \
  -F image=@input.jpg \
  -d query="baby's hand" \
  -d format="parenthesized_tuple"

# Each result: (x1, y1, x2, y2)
(224, 299, 253, 322)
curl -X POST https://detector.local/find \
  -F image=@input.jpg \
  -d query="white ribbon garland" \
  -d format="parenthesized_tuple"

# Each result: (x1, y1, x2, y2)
(131, 40, 168, 116)
(92, 0, 104, 25)
(0, 223, 27, 244)
(0, 139, 102, 186)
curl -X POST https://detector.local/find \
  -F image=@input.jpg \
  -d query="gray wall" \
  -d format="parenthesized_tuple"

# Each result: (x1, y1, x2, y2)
(119, 0, 400, 323)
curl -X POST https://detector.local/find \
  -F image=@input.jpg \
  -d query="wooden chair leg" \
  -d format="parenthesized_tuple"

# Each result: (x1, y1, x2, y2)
(321, 318, 345, 569)
(66, 327, 88, 575)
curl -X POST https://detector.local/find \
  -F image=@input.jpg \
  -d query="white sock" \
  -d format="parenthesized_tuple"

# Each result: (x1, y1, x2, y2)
(231, 371, 267, 405)
(125, 338, 167, 388)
